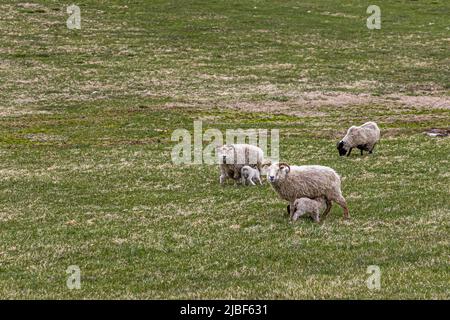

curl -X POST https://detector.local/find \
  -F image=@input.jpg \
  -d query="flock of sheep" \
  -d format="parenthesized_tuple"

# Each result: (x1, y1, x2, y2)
(217, 121, 381, 223)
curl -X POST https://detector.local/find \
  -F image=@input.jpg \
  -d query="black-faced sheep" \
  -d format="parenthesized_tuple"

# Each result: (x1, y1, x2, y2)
(266, 162, 349, 220)
(337, 121, 380, 156)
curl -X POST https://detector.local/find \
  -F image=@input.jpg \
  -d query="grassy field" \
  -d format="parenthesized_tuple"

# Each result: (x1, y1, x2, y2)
(0, 0, 449, 299)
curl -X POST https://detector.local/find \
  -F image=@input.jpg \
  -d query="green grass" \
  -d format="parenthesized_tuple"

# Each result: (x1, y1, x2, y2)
(0, 1, 449, 299)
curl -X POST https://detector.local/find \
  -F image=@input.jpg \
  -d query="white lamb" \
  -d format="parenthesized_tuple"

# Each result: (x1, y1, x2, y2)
(241, 165, 262, 186)
(291, 197, 326, 223)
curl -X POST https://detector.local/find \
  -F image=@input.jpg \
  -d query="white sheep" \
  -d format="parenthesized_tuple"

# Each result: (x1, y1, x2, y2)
(241, 165, 262, 186)
(266, 162, 349, 220)
(337, 121, 380, 156)
(217, 144, 264, 184)
(291, 197, 326, 223)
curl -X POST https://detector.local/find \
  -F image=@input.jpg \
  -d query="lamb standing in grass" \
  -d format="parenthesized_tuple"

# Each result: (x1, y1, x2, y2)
(266, 162, 349, 220)
(241, 165, 262, 186)
(291, 197, 326, 223)
(217, 144, 264, 184)
(337, 121, 380, 156)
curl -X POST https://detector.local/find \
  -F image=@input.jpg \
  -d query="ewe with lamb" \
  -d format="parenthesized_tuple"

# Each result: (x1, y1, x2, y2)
(216, 144, 264, 184)
(266, 162, 349, 220)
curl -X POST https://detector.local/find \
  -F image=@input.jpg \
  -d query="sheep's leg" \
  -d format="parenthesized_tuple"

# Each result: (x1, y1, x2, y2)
(321, 199, 333, 220)
(286, 204, 291, 216)
(356, 145, 363, 155)
(335, 195, 350, 219)
(369, 143, 376, 154)
(219, 166, 229, 185)
(290, 205, 299, 221)
(293, 210, 308, 222)
(347, 148, 353, 157)
(311, 212, 320, 223)
(256, 160, 262, 174)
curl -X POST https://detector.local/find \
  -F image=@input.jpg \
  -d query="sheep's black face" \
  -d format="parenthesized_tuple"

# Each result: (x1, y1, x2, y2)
(337, 141, 347, 156)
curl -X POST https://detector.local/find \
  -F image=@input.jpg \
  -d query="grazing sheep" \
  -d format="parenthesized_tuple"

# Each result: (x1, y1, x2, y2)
(337, 121, 380, 156)
(241, 165, 262, 186)
(291, 197, 326, 223)
(217, 144, 264, 184)
(266, 162, 349, 220)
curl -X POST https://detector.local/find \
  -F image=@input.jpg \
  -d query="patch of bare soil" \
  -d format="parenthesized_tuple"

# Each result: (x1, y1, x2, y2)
(320, 11, 359, 19)
(387, 95, 449, 109)
(0, 107, 53, 117)
(16, 3, 43, 9)
(16, 2, 48, 13)
(220, 92, 449, 115)
(24, 133, 67, 143)
(424, 128, 450, 137)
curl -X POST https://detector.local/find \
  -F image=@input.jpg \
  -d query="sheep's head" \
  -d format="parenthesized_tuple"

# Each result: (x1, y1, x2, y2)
(336, 140, 348, 156)
(291, 198, 301, 215)
(217, 144, 235, 164)
(241, 165, 251, 178)
(267, 162, 290, 183)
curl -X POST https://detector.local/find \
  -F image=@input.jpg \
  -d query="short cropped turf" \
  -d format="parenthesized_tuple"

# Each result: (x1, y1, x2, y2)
(0, 0, 449, 299)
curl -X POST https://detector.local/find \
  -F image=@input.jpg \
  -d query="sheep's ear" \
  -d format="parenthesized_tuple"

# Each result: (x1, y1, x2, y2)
(348, 126, 358, 133)
(279, 162, 290, 174)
